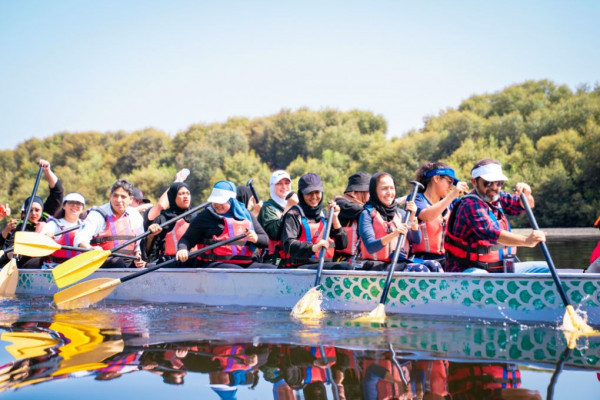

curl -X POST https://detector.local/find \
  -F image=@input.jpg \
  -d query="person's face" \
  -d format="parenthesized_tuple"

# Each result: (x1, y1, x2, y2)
(212, 201, 231, 214)
(434, 175, 454, 196)
(110, 187, 132, 216)
(472, 177, 503, 202)
(64, 201, 84, 218)
(303, 190, 322, 207)
(28, 203, 43, 223)
(274, 178, 291, 198)
(175, 187, 191, 209)
(376, 175, 396, 207)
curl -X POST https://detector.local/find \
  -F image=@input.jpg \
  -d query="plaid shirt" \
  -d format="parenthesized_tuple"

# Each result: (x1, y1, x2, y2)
(446, 191, 524, 271)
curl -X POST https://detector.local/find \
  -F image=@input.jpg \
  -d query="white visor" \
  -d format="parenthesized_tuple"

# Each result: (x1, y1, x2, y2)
(471, 163, 508, 182)
(207, 188, 236, 204)
(63, 192, 86, 205)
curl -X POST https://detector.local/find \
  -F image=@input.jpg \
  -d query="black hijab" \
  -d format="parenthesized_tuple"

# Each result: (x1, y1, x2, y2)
(297, 173, 324, 221)
(236, 186, 253, 207)
(163, 182, 192, 222)
(366, 172, 397, 222)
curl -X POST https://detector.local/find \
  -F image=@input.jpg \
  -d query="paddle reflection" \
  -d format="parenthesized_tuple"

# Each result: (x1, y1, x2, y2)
(0, 320, 551, 399)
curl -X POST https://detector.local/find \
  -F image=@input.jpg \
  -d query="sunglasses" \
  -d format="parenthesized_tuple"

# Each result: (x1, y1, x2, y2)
(481, 179, 504, 188)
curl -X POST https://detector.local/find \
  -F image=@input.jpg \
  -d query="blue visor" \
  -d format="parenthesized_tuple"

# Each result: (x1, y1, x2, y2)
(424, 168, 459, 185)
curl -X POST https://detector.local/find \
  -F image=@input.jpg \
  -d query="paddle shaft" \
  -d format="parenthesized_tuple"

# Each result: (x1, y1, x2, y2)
(313, 208, 334, 287)
(546, 346, 570, 400)
(318, 344, 340, 400)
(21, 166, 44, 233)
(379, 182, 422, 305)
(110, 202, 208, 254)
(519, 193, 570, 307)
(247, 179, 260, 202)
(57, 245, 138, 260)
(119, 233, 247, 283)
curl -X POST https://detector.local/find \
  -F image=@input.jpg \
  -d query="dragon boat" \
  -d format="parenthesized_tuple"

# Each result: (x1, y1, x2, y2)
(14, 268, 600, 326)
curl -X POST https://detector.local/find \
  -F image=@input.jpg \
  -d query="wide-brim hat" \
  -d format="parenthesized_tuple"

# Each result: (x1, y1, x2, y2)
(345, 172, 371, 192)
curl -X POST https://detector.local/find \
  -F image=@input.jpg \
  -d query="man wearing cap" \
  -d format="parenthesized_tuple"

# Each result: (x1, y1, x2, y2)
(74, 179, 146, 268)
(278, 173, 351, 269)
(257, 170, 299, 264)
(332, 172, 371, 262)
(131, 187, 153, 214)
(444, 158, 547, 273)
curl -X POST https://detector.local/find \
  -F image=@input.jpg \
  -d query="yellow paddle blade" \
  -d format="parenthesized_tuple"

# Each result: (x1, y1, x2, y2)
(1, 332, 60, 360)
(560, 305, 600, 348)
(52, 339, 125, 376)
(52, 249, 111, 288)
(14, 231, 61, 257)
(53, 278, 120, 310)
(0, 259, 19, 296)
(48, 322, 106, 358)
(290, 287, 324, 318)
(352, 303, 387, 324)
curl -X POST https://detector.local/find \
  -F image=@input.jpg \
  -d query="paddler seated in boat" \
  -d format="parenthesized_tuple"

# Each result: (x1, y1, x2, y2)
(359, 172, 441, 272)
(40, 192, 86, 264)
(332, 171, 371, 263)
(142, 182, 197, 266)
(411, 162, 469, 268)
(278, 173, 352, 270)
(74, 179, 146, 268)
(0, 159, 64, 269)
(257, 170, 299, 265)
(585, 215, 600, 273)
(175, 180, 275, 269)
(444, 159, 548, 274)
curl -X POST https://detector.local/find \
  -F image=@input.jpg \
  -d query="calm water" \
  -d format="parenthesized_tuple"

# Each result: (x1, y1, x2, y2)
(518, 235, 599, 270)
(1, 294, 599, 400)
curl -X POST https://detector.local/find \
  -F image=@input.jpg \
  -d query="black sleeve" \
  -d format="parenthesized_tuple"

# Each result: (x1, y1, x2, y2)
(178, 211, 222, 251)
(336, 197, 363, 225)
(251, 214, 269, 248)
(44, 178, 64, 217)
(281, 210, 315, 260)
(331, 226, 348, 250)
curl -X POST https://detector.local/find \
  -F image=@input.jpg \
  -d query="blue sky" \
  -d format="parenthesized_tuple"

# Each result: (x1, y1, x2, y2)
(0, 0, 598, 151)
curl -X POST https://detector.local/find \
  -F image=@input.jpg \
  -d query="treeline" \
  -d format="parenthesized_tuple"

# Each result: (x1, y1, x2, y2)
(1, 79, 599, 227)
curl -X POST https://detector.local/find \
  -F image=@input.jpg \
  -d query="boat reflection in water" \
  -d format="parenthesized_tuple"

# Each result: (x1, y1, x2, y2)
(1, 308, 599, 400)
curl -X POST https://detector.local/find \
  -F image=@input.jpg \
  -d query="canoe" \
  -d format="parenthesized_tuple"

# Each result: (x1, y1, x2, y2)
(15, 268, 600, 325)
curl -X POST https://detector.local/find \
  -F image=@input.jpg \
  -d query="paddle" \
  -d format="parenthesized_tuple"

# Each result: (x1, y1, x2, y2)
(53, 233, 247, 310)
(290, 207, 334, 317)
(546, 346, 569, 400)
(318, 344, 340, 400)
(246, 178, 260, 202)
(13, 232, 137, 260)
(354, 181, 423, 323)
(52, 202, 209, 288)
(519, 192, 596, 334)
(1, 224, 80, 257)
(0, 165, 44, 296)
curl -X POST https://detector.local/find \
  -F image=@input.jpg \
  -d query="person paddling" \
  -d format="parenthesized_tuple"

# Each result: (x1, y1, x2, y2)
(444, 159, 548, 273)
(40, 192, 86, 264)
(74, 179, 146, 268)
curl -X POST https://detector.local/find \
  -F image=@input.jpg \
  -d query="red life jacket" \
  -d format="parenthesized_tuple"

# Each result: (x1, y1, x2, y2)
(197, 207, 254, 264)
(302, 346, 336, 384)
(332, 195, 360, 256)
(414, 360, 449, 397)
(360, 206, 409, 262)
(412, 216, 446, 255)
(444, 194, 516, 272)
(49, 220, 82, 261)
(279, 205, 334, 268)
(590, 239, 600, 264)
(90, 208, 136, 255)
(448, 363, 521, 397)
(360, 358, 409, 400)
(164, 219, 191, 256)
(212, 345, 252, 372)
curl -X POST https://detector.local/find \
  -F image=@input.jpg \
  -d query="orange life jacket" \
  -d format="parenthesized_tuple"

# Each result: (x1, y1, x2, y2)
(302, 346, 336, 384)
(448, 363, 520, 398)
(360, 205, 409, 262)
(90, 208, 136, 254)
(279, 205, 334, 268)
(414, 360, 449, 397)
(49, 220, 81, 261)
(360, 358, 409, 400)
(212, 345, 253, 372)
(412, 216, 446, 255)
(444, 194, 516, 272)
(332, 195, 360, 256)
(197, 207, 254, 264)
(164, 219, 191, 256)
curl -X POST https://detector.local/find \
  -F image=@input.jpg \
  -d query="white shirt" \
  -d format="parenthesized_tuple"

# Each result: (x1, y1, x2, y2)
(74, 203, 144, 252)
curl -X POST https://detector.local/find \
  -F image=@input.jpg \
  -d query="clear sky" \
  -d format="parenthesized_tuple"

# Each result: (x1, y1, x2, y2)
(0, 0, 598, 151)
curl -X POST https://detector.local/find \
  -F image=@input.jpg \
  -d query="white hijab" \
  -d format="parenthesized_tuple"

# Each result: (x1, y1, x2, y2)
(269, 170, 291, 209)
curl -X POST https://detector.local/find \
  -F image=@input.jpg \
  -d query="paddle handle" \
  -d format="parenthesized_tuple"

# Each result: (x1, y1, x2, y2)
(519, 193, 570, 307)
(379, 181, 423, 305)
(247, 179, 260, 202)
(112, 202, 209, 253)
(21, 166, 44, 232)
(119, 233, 247, 283)
(313, 207, 335, 287)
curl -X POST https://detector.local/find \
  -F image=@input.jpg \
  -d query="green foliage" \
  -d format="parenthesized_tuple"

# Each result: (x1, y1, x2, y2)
(1, 79, 598, 228)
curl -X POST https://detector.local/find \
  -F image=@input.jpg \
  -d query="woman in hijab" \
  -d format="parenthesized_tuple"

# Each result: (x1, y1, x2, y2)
(143, 182, 196, 266)
(359, 172, 440, 272)
(176, 180, 275, 269)
(41, 192, 86, 264)
(236, 186, 261, 218)
(278, 173, 352, 270)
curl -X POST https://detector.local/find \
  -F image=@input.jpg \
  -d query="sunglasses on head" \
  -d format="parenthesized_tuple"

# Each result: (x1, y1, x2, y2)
(481, 179, 504, 188)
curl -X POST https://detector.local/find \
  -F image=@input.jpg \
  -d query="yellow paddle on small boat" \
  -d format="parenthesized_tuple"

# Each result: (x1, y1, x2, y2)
(52, 202, 209, 288)
(291, 208, 334, 318)
(54, 233, 247, 310)
(519, 192, 598, 342)
(13, 231, 138, 261)
(353, 181, 423, 324)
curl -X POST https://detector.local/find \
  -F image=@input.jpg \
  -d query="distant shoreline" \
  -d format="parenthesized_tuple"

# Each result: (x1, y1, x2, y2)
(513, 227, 600, 237)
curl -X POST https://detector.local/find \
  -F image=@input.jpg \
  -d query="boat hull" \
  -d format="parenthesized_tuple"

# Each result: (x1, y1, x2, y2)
(16, 268, 600, 325)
